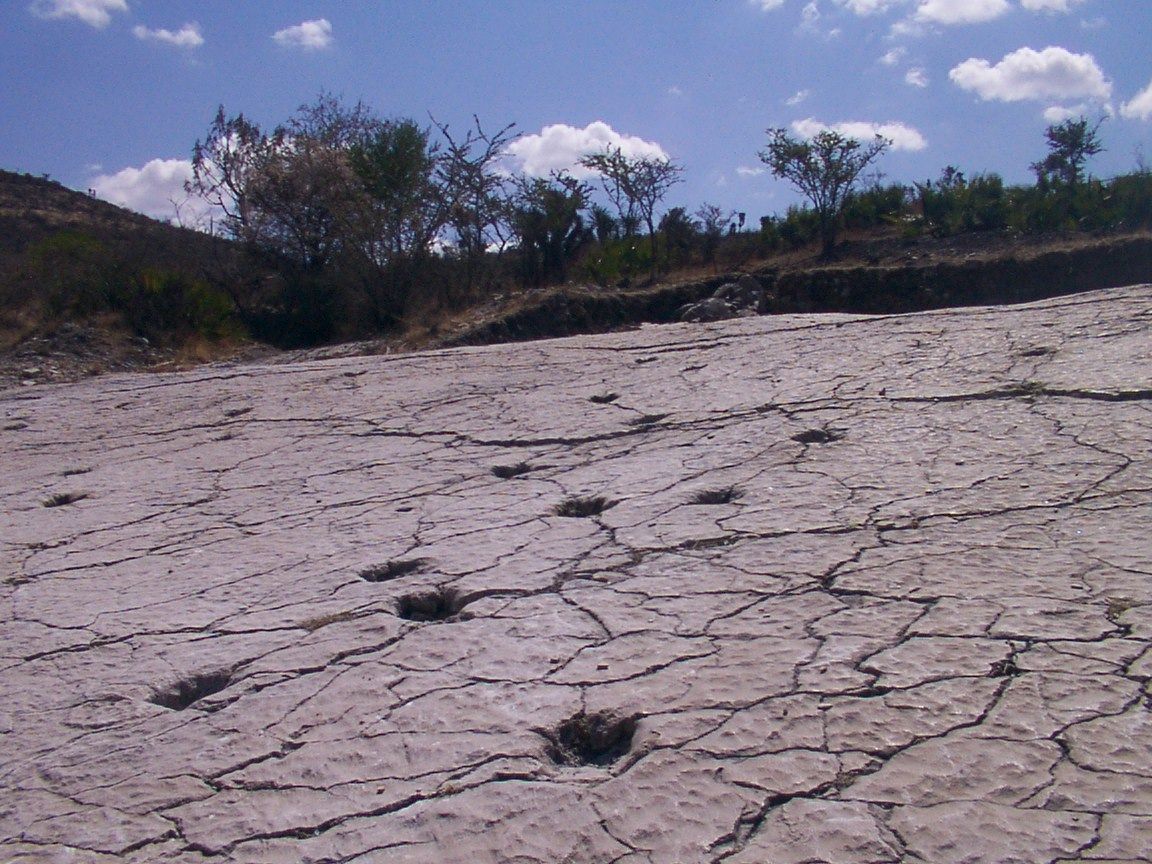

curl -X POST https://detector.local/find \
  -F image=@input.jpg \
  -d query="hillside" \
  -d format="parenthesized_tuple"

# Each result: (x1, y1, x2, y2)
(0, 170, 245, 385)
(2, 167, 1151, 391)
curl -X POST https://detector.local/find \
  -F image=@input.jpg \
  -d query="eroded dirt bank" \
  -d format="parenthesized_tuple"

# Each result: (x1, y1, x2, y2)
(2, 285, 1151, 862)
(447, 233, 1152, 347)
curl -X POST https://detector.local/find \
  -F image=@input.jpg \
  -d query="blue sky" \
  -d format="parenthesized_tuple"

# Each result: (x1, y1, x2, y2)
(4, 0, 1152, 227)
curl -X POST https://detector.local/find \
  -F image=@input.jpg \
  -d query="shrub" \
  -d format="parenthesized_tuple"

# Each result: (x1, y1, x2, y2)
(917, 170, 1007, 236)
(843, 182, 908, 230)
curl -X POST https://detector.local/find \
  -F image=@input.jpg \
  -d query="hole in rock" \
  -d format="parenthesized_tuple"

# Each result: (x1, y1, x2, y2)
(791, 428, 845, 445)
(492, 462, 533, 479)
(544, 711, 638, 767)
(589, 392, 618, 404)
(150, 670, 233, 711)
(1019, 346, 1055, 358)
(359, 559, 427, 583)
(396, 587, 471, 622)
(42, 491, 89, 508)
(688, 485, 743, 505)
(553, 496, 614, 518)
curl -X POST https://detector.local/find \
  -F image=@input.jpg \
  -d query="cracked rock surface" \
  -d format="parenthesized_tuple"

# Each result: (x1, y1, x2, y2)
(3, 285, 1151, 863)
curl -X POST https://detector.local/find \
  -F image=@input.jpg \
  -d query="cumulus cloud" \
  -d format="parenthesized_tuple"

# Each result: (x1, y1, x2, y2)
(905, 67, 929, 87)
(272, 19, 333, 51)
(914, 0, 1010, 24)
(949, 46, 1111, 103)
(785, 89, 811, 106)
(90, 158, 216, 225)
(1121, 79, 1152, 122)
(791, 117, 928, 151)
(1020, 0, 1086, 11)
(29, 0, 127, 28)
(504, 122, 670, 178)
(132, 23, 203, 48)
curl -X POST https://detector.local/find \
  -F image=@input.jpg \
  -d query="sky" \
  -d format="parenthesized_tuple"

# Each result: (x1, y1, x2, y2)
(4, 0, 1152, 228)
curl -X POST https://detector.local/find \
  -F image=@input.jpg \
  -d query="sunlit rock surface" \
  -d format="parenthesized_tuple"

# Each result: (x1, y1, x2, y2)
(3, 285, 1151, 863)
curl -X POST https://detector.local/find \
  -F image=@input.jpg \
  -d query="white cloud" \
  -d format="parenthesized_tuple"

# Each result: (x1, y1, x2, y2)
(736, 165, 768, 177)
(836, 0, 904, 14)
(272, 19, 333, 51)
(1121, 79, 1152, 122)
(785, 88, 810, 106)
(132, 22, 203, 48)
(751, 0, 786, 9)
(90, 158, 216, 225)
(880, 47, 906, 66)
(791, 117, 928, 151)
(504, 122, 670, 178)
(29, 0, 126, 28)
(1020, 0, 1086, 11)
(905, 67, 929, 87)
(667, 85, 684, 97)
(914, 0, 1010, 24)
(949, 46, 1111, 103)
(1043, 103, 1086, 123)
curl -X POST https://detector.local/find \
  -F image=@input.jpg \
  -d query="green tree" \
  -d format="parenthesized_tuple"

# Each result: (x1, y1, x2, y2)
(348, 118, 445, 324)
(658, 207, 696, 267)
(578, 146, 684, 262)
(512, 172, 590, 285)
(758, 128, 889, 256)
(1031, 116, 1104, 190)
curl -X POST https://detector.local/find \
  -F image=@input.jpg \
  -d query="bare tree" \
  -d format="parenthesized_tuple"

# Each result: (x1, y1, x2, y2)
(759, 127, 889, 256)
(186, 106, 275, 239)
(578, 146, 683, 261)
(433, 116, 518, 295)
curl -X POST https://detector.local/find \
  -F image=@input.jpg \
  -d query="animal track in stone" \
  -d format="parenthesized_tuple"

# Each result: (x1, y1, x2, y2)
(396, 587, 471, 622)
(627, 413, 669, 427)
(543, 711, 638, 767)
(359, 559, 428, 583)
(791, 428, 845, 445)
(150, 670, 233, 711)
(492, 462, 533, 479)
(42, 491, 88, 507)
(553, 496, 615, 518)
(988, 657, 1023, 678)
(688, 485, 743, 505)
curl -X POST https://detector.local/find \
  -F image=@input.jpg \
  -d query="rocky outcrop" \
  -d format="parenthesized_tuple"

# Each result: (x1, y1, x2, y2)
(677, 274, 765, 322)
(2, 284, 1151, 862)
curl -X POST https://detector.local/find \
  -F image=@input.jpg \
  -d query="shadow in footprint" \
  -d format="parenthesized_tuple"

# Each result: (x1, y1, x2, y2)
(543, 711, 638, 767)
(150, 671, 232, 712)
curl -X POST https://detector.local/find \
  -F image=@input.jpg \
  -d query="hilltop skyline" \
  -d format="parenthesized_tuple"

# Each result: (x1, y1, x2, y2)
(4, 0, 1151, 226)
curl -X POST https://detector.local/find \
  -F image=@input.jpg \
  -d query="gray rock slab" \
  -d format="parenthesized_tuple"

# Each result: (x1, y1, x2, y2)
(3, 284, 1152, 863)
